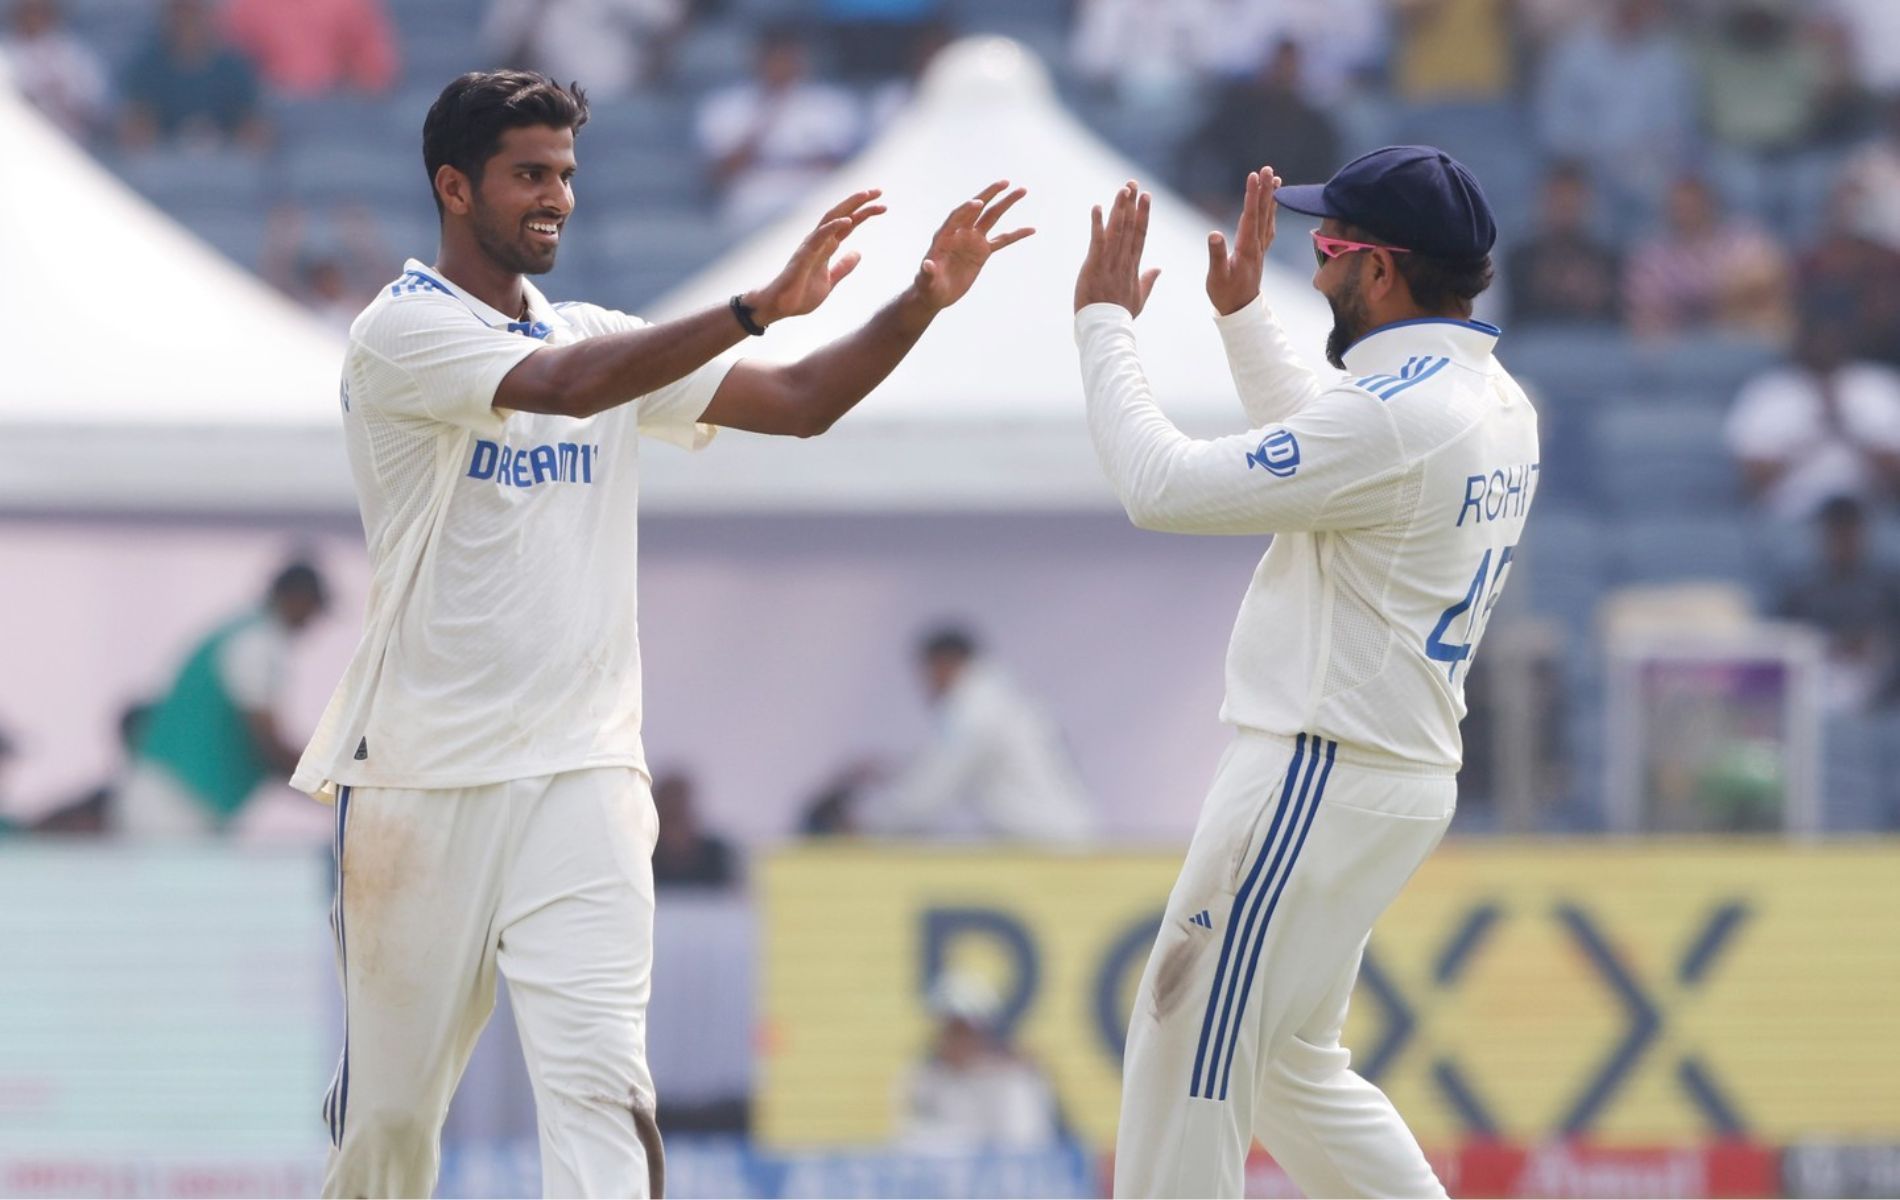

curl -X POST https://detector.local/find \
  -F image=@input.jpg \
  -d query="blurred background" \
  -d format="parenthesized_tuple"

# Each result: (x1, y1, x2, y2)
(3, 0, 1900, 1196)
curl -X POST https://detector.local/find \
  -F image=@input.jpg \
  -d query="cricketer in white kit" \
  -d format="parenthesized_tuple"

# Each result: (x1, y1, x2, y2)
(1073, 149, 1539, 1199)
(292, 70, 1032, 1199)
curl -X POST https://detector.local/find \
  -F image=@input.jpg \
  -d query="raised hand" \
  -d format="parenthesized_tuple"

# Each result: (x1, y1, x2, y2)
(750, 189, 888, 325)
(1206, 165, 1282, 316)
(1074, 181, 1161, 317)
(913, 181, 1035, 311)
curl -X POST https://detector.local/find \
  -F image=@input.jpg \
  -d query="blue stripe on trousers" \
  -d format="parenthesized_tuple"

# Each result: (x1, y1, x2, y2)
(1188, 734, 1306, 1100)
(1217, 739, 1335, 1099)
(323, 786, 352, 1147)
(1200, 738, 1325, 1099)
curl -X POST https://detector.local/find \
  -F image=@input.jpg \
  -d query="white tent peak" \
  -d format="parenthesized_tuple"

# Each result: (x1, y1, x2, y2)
(917, 36, 1055, 107)
(1, 75, 348, 513)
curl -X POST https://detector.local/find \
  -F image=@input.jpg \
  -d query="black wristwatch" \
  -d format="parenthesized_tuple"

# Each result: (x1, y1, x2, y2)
(729, 294, 767, 336)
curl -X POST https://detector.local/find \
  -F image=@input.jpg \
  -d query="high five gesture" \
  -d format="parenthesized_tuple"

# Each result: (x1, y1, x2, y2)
(914, 180, 1035, 310)
(1074, 181, 1162, 317)
(1205, 165, 1283, 316)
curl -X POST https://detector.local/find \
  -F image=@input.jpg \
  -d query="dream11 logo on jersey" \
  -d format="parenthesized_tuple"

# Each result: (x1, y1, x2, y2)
(1246, 428, 1300, 477)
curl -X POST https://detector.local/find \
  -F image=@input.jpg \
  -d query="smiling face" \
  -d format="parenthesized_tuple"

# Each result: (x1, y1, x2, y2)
(453, 124, 577, 277)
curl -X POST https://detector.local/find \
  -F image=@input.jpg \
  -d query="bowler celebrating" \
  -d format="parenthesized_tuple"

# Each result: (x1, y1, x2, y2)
(293, 70, 1030, 1199)
(1074, 148, 1537, 1198)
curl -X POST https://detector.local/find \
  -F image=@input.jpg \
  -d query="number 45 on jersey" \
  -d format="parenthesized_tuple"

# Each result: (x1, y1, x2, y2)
(1426, 544, 1516, 683)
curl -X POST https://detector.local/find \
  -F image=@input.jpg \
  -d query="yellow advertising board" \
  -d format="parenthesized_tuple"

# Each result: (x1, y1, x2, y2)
(758, 842, 1900, 1150)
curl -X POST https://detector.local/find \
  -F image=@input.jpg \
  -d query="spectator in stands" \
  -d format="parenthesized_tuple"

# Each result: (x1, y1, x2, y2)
(650, 771, 739, 890)
(117, 0, 267, 151)
(1625, 174, 1791, 341)
(1215, 0, 1387, 106)
(118, 560, 328, 837)
(0, 0, 109, 141)
(867, 626, 1096, 843)
(897, 972, 1062, 1151)
(1532, 0, 1694, 228)
(1775, 495, 1900, 714)
(1177, 39, 1338, 221)
(1726, 309, 1900, 523)
(481, 0, 685, 99)
(1071, 0, 1224, 147)
(221, 0, 398, 97)
(1390, 0, 1514, 103)
(1506, 160, 1622, 326)
(696, 24, 862, 229)
(1691, 0, 1828, 227)
(819, 0, 947, 83)
(1800, 179, 1900, 370)
(29, 702, 151, 836)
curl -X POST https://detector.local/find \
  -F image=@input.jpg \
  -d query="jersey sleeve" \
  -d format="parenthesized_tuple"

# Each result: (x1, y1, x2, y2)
(577, 304, 733, 451)
(352, 292, 540, 434)
(1212, 294, 1331, 426)
(1077, 303, 1406, 535)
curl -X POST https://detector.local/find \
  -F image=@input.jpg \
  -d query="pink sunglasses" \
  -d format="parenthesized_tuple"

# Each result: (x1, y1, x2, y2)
(1312, 230, 1411, 267)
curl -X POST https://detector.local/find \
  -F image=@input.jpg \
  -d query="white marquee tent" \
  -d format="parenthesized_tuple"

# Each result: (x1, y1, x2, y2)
(0, 64, 349, 515)
(0, 38, 1331, 516)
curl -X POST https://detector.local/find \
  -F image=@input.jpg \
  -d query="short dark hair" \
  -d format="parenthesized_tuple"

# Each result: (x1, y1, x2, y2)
(1343, 220, 1493, 314)
(1394, 251, 1494, 314)
(918, 625, 978, 661)
(270, 561, 327, 605)
(422, 70, 589, 217)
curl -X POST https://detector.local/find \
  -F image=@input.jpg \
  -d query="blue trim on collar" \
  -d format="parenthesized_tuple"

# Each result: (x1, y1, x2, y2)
(403, 263, 560, 332)
(404, 266, 454, 294)
(1343, 316, 1502, 356)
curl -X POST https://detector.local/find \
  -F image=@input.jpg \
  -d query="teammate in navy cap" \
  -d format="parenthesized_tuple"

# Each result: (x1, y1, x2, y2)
(1275, 144, 1498, 367)
(1074, 154, 1537, 1199)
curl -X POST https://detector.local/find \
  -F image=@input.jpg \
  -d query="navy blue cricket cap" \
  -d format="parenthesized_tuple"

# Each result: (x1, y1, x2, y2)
(1275, 145, 1496, 261)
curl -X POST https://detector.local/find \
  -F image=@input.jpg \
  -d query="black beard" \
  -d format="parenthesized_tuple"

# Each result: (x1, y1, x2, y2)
(1324, 274, 1369, 369)
(472, 204, 556, 276)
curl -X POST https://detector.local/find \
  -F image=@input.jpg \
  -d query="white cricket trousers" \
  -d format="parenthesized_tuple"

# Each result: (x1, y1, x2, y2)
(1115, 730, 1454, 1200)
(320, 767, 663, 1199)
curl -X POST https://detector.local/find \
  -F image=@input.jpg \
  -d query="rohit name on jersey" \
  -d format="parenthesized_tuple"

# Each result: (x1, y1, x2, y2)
(1456, 461, 1538, 526)
(466, 439, 602, 488)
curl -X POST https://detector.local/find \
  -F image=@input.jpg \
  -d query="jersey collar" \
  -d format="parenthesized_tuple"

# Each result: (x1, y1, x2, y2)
(1339, 317, 1501, 375)
(402, 258, 568, 338)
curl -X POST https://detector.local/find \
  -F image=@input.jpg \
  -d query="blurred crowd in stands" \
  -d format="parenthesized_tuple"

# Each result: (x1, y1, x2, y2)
(6, 0, 1900, 830)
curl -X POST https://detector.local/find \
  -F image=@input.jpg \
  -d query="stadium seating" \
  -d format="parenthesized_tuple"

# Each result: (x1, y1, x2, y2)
(66, 0, 1900, 836)
(1592, 402, 1739, 516)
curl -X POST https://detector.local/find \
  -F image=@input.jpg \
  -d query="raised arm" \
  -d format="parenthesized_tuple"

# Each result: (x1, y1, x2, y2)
(1206, 165, 1328, 425)
(700, 181, 1034, 437)
(494, 190, 890, 418)
(1076, 184, 1400, 535)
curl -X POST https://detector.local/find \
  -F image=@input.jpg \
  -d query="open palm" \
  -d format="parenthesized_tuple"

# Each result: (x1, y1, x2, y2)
(1206, 165, 1282, 316)
(757, 189, 887, 322)
(914, 181, 1034, 310)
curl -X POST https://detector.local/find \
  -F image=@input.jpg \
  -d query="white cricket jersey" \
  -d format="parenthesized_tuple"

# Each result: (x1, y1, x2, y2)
(291, 259, 732, 798)
(874, 661, 1097, 843)
(1075, 297, 1540, 770)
